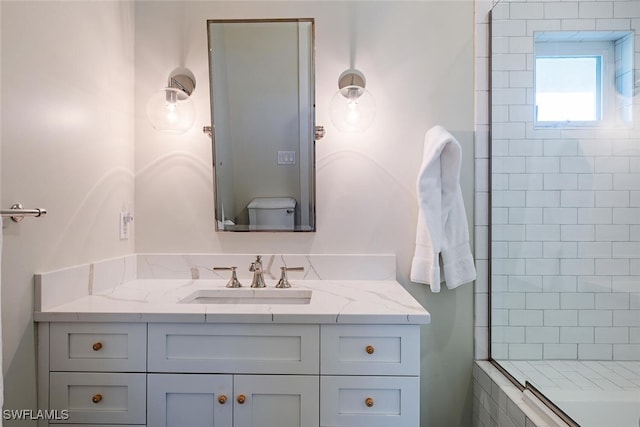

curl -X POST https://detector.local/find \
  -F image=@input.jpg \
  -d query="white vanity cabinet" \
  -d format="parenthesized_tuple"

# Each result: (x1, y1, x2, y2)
(39, 322, 421, 427)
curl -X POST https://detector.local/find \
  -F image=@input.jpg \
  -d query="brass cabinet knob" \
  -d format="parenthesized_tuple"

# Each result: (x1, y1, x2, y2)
(365, 397, 374, 407)
(92, 393, 103, 404)
(366, 345, 375, 354)
(92, 342, 103, 351)
(218, 395, 227, 404)
(237, 394, 246, 404)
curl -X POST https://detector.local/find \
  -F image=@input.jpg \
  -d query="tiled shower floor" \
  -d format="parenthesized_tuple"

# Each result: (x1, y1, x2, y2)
(497, 360, 640, 391)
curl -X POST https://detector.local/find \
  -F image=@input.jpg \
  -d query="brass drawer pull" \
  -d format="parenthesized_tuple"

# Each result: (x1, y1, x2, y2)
(366, 345, 375, 354)
(237, 394, 246, 404)
(92, 393, 103, 404)
(92, 342, 103, 351)
(218, 394, 227, 404)
(365, 397, 374, 407)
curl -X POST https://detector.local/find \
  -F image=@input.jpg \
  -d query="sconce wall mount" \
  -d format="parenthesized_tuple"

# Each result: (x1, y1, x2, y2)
(147, 68, 197, 134)
(329, 69, 375, 133)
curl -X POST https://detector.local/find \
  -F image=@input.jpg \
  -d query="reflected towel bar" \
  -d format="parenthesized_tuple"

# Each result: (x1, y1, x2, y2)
(1, 203, 47, 222)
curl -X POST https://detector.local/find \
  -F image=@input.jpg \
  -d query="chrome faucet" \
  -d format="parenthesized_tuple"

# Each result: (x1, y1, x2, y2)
(249, 255, 266, 288)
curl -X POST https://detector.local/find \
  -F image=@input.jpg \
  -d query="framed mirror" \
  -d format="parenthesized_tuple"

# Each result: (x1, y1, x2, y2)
(207, 19, 316, 232)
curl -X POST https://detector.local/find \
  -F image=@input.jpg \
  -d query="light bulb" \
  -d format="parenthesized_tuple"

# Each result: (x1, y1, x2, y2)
(329, 70, 375, 132)
(146, 87, 195, 134)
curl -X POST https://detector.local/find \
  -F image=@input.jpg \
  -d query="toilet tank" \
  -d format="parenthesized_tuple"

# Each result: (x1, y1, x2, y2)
(247, 197, 296, 230)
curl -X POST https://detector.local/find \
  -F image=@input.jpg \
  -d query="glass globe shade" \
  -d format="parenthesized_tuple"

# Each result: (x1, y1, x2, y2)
(329, 85, 376, 132)
(146, 87, 196, 134)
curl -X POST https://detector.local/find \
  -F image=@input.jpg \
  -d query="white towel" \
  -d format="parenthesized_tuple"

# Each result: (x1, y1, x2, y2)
(410, 125, 476, 292)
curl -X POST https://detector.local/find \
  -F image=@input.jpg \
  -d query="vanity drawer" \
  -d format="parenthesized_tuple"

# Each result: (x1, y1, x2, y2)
(320, 325, 420, 375)
(49, 372, 146, 425)
(320, 376, 419, 427)
(50, 323, 147, 372)
(148, 323, 319, 374)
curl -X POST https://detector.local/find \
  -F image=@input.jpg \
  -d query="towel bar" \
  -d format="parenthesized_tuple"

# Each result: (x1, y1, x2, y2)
(1, 203, 47, 222)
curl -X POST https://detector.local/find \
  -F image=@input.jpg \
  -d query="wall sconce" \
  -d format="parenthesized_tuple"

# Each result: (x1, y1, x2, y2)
(146, 69, 196, 134)
(329, 69, 375, 132)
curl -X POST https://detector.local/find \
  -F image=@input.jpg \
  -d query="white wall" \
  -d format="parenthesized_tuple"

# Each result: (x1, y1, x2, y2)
(135, 1, 475, 425)
(0, 1, 135, 421)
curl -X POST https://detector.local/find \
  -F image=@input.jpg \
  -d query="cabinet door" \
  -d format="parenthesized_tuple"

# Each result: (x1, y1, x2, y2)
(147, 374, 232, 427)
(234, 375, 319, 427)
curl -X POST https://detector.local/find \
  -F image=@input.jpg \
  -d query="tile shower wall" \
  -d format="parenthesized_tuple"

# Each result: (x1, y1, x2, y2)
(490, 0, 640, 361)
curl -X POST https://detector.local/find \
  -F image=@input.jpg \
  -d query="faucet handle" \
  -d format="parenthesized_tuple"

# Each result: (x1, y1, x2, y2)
(213, 267, 243, 288)
(275, 266, 304, 289)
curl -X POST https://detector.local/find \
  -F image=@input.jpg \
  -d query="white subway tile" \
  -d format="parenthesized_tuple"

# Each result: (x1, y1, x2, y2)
(509, 275, 543, 292)
(560, 157, 595, 174)
(613, 208, 640, 224)
(545, 2, 579, 19)
(509, 344, 543, 360)
(493, 87, 527, 105)
(611, 140, 640, 156)
(492, 275, 509, 293)
(493, 224, 527, 241)
(491, 343, 509, 359)
(631, 293, 640, 310)
(526, 157, 560, 173)
(492, 309, 510, 327)
(493, 292, 526, 310)
(614, 174, 640, 190)
(561, 191, 595, 208)
(595, 259, 630, 276)
(509, 71, 533, 89)
(543, 242, 578, 259)
(526, 258, 560, 275)
(509, 139, 542, 156)
(561, 258, 595, 276)
(543, 344, 577, 359)
(630, 158, 640, 173)
(596, 293, 630, 310)
(510, 174, 543, 190)
(595, 191, 629, 207)
(509, 37, 533, 54)
(596, 224, 630, 241)
(580, 2, 613, 19)
(493, 157, 525, 174)
(526, 326, 560, 343)
(545, 309, 578, 326)
(595, 327, 629, 344)
(526, 225, 560, 241)
(543, 276, 577, 293)
(509, 207, 543, 224)
(612, 276, 640, 293)
(578, 344, 612, 360)
(492, 20, 527, 38)
(492, 258, 526, 275)
(561, 293, 595, 310)
(544, 174, 578, 190)
(613, 344, 640, 360)
(578, 276, 612, 292)
(492, 174, 509, 191)
(511, 2, 544, 19)
(492, 207, 509, 224)
(613, 310, 640, 327)
(560, 327, 594, 344)
(578, 174, 613, 191)
(596, 18, 631, 31)
(614, 2, 640, 18)
(526, 19, 562, 35)
(527, 191, 560, 207)
(476, 192, 489, 226)
(475, 326, 489, 360)
(630, 327, 640, 343)
(475, 260, 489, 294)
(578, 208, 613, 225)
(561, 19, 597, 31)
(491, 242, 506, 259)
(508, 105, 531, 122)
(578, 140, 611, 156)
(579, 310, 613, 327)
(477, 226, 489, 260)
(631, 191, 640, 207)
(511, 309, 544, 326)
(595, 157, 629, 173)
(493, 326, 525, 343)
(476, 293, 489, 328)
(613, 242, 640, 258)
(543, 208, 577, 224)
(509, 241, 543, 258)
(527, 293, 560, 309)
(631, 259, 640, 275)
(493, 191, 526, 208)
(561, 224, 595, 241)
(578, 242, 612, 259)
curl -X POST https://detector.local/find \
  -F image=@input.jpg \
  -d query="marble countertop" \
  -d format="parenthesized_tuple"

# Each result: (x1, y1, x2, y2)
(34, 278, 431, 324)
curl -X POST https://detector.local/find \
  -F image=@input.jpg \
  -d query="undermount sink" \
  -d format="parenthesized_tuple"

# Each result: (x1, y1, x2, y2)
(179, 288, 312, 305)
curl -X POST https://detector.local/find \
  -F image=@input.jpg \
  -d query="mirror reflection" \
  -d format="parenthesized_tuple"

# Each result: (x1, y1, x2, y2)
(208, 19, 315, 231)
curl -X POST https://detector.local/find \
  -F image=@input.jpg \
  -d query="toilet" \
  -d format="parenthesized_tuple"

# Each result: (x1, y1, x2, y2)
(247, 197, 296, 230)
